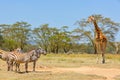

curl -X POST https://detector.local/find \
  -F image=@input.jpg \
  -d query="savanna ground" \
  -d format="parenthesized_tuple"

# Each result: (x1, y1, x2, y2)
(0, 53, 120, 80)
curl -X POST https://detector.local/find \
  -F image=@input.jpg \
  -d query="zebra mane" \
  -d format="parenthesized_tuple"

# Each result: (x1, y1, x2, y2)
(35, 48, 41, 53)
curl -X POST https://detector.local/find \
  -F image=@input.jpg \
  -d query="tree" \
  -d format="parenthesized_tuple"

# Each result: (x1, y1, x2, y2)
(32, 24, 51, 52)
(60, 26, 73, 53)
(0, 27, 4, 48)
(74, 14, 120, 54)
(0, 21, 31, 51)
(0, 24, 14, 50)
(48, 27, 61, 53)
(11, 21, 31, 50)
(48, 26, 73, 53)
(33, 24, 73, 53)
(109, 42, 120, 54)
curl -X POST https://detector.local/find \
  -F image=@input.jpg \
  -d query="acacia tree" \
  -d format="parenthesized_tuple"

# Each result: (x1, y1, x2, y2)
(0, 24, 6, 48)
(32, 24, 51, 52)
(0, 35, 4, 48)
(48, 27, 60, 53)
(33, 24, 63, 53)
(0, 22, 31, 51)
(33, 24, 73, 53)
(49, 26, 73, 53)
(60, 26, 73, 53)
(0, 24, 15, 50)
(11, 21, 31, 50)
(74, 14, 120, 54)
(109, 42, 120, 54)
(33, 24, 62, 53)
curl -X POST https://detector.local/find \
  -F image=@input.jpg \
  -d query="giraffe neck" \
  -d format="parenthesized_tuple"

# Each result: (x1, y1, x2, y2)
(92, 20, 104, 40)
(93, 20, 101, 32)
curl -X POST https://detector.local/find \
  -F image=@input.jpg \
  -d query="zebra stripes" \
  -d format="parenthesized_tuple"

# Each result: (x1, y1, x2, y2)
(8, 48, 46, 72)
(0, 48, 46, 72)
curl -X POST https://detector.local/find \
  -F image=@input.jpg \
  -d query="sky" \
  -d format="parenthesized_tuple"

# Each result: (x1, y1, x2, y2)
(0, 0, 120, 41)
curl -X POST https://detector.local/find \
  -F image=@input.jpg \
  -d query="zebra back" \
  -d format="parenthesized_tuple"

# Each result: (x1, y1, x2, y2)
(0, 49, 8, 54)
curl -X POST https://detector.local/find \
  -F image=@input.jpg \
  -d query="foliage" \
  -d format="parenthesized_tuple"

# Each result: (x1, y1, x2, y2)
(0, 14, 120, 53)
(32, 24, 73, 53)
(0, 21, 31, 51)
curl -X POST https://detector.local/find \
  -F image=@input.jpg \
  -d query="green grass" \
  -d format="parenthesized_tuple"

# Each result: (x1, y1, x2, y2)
(0, 53, 120, 80)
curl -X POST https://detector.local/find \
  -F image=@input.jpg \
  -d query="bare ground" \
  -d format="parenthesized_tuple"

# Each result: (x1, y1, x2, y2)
(37, 66, 120, 80)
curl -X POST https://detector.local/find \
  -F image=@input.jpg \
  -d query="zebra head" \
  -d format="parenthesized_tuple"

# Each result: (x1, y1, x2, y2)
(35, 48, 46, 58)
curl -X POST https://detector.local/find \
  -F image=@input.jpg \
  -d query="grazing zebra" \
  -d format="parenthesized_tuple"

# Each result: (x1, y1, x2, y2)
(8, 48, 46, 72)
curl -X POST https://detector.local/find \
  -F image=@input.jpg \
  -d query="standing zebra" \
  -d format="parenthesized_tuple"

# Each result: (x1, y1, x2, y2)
(8, 48, 46, 72)
(0, 49, 14, 71)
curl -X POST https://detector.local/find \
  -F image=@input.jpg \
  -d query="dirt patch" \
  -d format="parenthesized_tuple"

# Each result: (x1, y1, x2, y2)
(37, 66, 120, 80)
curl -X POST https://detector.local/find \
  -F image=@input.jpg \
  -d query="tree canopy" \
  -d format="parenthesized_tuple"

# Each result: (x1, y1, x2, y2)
(0, 14, 120, 53)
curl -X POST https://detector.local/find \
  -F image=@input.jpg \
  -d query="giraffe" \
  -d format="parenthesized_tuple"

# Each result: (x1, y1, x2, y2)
(87, 15, 107, 64)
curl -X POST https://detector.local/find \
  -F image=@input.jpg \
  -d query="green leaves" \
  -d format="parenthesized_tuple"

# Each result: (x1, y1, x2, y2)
(0, 14, 119, 53)
(32, 24, 73, 53)
(0, 21, 31, 51)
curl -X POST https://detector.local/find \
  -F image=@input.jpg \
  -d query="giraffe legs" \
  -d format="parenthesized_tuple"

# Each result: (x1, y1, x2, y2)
(95, 42, 101, 63)
(102, 52, 105, 64)
(100, 41, 107, 64)
(96, 41, 107, 64)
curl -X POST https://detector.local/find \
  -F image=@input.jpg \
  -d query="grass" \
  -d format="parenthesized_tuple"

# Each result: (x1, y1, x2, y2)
(40, 53, 120, 68)
(0, 53, 120, 80)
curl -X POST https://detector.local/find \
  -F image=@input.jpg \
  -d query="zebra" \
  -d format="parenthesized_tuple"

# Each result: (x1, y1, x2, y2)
(0, 49, 11, 61)
(8, 48, 46, 72)
(0, 48, 22, 55)
(0, 49, 14, 71)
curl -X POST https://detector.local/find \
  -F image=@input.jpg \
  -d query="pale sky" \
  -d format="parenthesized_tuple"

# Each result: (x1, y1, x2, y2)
(0, 0, 120, 41)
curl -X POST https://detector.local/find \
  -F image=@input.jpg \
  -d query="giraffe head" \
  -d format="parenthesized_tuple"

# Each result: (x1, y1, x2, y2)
(87, 15, 95, 22)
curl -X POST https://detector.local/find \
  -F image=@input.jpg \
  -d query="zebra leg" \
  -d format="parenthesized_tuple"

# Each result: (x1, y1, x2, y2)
(7, 60, 11, 71)
(25, 62, 28, 73)
(33, 61, 36, 71)
(15, 63, 20, 72)
(7, 60, 13, 71)
(10, 61, 13, 71)
(7, 61, 10, 71)
(15, 63, 17, 72)
(17, 63, 20, 72)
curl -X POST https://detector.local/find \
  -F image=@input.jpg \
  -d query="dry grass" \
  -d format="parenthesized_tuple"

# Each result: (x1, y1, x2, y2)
(40, 53, 120, 68)
(0, 53, 120, 80)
